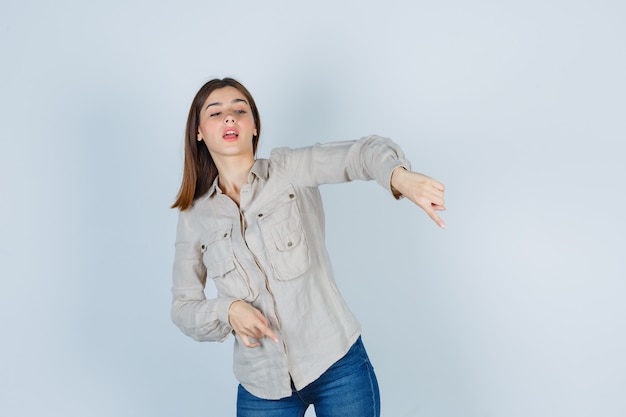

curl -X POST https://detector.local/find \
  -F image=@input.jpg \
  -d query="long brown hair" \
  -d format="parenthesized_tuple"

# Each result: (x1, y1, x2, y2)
(172, 78, 261, 211)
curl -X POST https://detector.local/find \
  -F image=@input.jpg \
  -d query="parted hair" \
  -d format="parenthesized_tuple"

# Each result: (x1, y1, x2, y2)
(172, 78, 261, 211)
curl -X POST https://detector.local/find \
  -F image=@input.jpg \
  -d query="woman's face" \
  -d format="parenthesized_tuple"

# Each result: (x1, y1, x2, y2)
(197, 86, 258, 161)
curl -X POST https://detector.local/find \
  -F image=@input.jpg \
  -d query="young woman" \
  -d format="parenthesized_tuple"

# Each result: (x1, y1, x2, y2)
(171, 78, 446, 417)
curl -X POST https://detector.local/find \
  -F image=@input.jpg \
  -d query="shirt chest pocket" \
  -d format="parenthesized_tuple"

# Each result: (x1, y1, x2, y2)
(201, 224, 254, 300)
(257, 186, 311, 281)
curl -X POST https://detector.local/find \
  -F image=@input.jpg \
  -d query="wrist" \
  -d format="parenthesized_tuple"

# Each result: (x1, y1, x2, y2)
(224, 298, 242, 327)
(391, 166, 407, 198)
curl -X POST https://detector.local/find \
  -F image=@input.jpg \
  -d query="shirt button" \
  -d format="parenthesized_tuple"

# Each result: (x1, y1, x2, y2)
(289, 193, 295, 199)
(287, 241, 293, 247)
(223, 233, 228, 238)
(201, 244, 206, 250)
(258, 213, 263, 218)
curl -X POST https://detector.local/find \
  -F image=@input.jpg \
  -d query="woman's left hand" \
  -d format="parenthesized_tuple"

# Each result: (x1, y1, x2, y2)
(391, 167, 446, 228)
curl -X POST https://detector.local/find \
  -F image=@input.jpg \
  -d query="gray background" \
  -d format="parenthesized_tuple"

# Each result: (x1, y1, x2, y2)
(1, 1, 624, 416)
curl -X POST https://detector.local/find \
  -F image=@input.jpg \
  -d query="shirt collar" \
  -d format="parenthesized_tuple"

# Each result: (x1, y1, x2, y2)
(249, 158, 269, 181)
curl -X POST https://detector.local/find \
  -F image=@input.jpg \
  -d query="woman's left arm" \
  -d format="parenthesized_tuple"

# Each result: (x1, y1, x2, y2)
(272, 134, 446, 227)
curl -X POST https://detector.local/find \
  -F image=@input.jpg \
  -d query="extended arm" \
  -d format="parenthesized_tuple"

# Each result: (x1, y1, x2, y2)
(272, 135, 446, 227)
(271, 135, 411, 190)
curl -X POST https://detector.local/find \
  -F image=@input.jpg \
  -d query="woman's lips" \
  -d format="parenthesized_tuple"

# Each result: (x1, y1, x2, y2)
(223, 128, 239, 142)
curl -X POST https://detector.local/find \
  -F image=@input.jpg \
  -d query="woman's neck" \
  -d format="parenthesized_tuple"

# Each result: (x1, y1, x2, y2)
(215, 156, 255, 206)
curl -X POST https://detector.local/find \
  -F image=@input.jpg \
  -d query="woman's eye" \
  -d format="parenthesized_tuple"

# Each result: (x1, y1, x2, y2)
(209, 112, 221, 117)
(236, 109, 246, 114)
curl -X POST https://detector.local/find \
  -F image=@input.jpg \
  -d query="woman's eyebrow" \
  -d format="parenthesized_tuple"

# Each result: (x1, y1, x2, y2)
(205, 98, 249, 110)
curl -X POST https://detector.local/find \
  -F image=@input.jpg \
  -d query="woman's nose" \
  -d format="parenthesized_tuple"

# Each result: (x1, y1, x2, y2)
(224, 114, 235, 124)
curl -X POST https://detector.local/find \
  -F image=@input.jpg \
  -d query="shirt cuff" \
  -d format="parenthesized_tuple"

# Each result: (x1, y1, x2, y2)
(388, 163, 411, 200)
(216, 296, 240, 328)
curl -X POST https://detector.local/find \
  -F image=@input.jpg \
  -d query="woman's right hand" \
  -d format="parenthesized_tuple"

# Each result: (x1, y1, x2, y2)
(228, 300, 279, 348)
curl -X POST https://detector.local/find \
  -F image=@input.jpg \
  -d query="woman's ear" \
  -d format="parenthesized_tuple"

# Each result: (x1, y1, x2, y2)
(197, 131, 203, 142)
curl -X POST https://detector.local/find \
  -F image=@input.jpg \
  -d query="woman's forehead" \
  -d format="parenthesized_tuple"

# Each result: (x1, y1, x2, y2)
(205, 86, 248, 105)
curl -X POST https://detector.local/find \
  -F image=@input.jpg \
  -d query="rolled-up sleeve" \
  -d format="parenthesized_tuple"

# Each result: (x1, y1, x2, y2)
(171, 211, 236, 342)
(269, 135, 411, 195)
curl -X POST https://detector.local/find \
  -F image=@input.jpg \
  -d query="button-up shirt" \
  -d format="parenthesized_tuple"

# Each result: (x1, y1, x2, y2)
(171, 135, 411, 399)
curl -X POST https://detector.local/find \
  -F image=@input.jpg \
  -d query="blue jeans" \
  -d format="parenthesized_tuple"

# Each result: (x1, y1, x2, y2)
(236, 336, 380, 417)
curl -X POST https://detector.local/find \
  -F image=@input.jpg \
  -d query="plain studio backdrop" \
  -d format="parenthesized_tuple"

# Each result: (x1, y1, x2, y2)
(1, 1, 624, 416)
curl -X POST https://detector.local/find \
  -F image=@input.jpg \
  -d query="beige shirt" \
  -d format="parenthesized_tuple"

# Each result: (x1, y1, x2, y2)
(171, 135, 411, 399)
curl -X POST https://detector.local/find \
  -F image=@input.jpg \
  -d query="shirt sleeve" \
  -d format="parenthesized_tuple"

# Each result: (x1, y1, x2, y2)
(269, 135, 412, 197)
(171, 211, 237, 342)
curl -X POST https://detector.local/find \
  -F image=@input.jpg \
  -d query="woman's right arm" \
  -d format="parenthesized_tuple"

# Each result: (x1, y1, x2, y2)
(171, 212, 237, 342)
